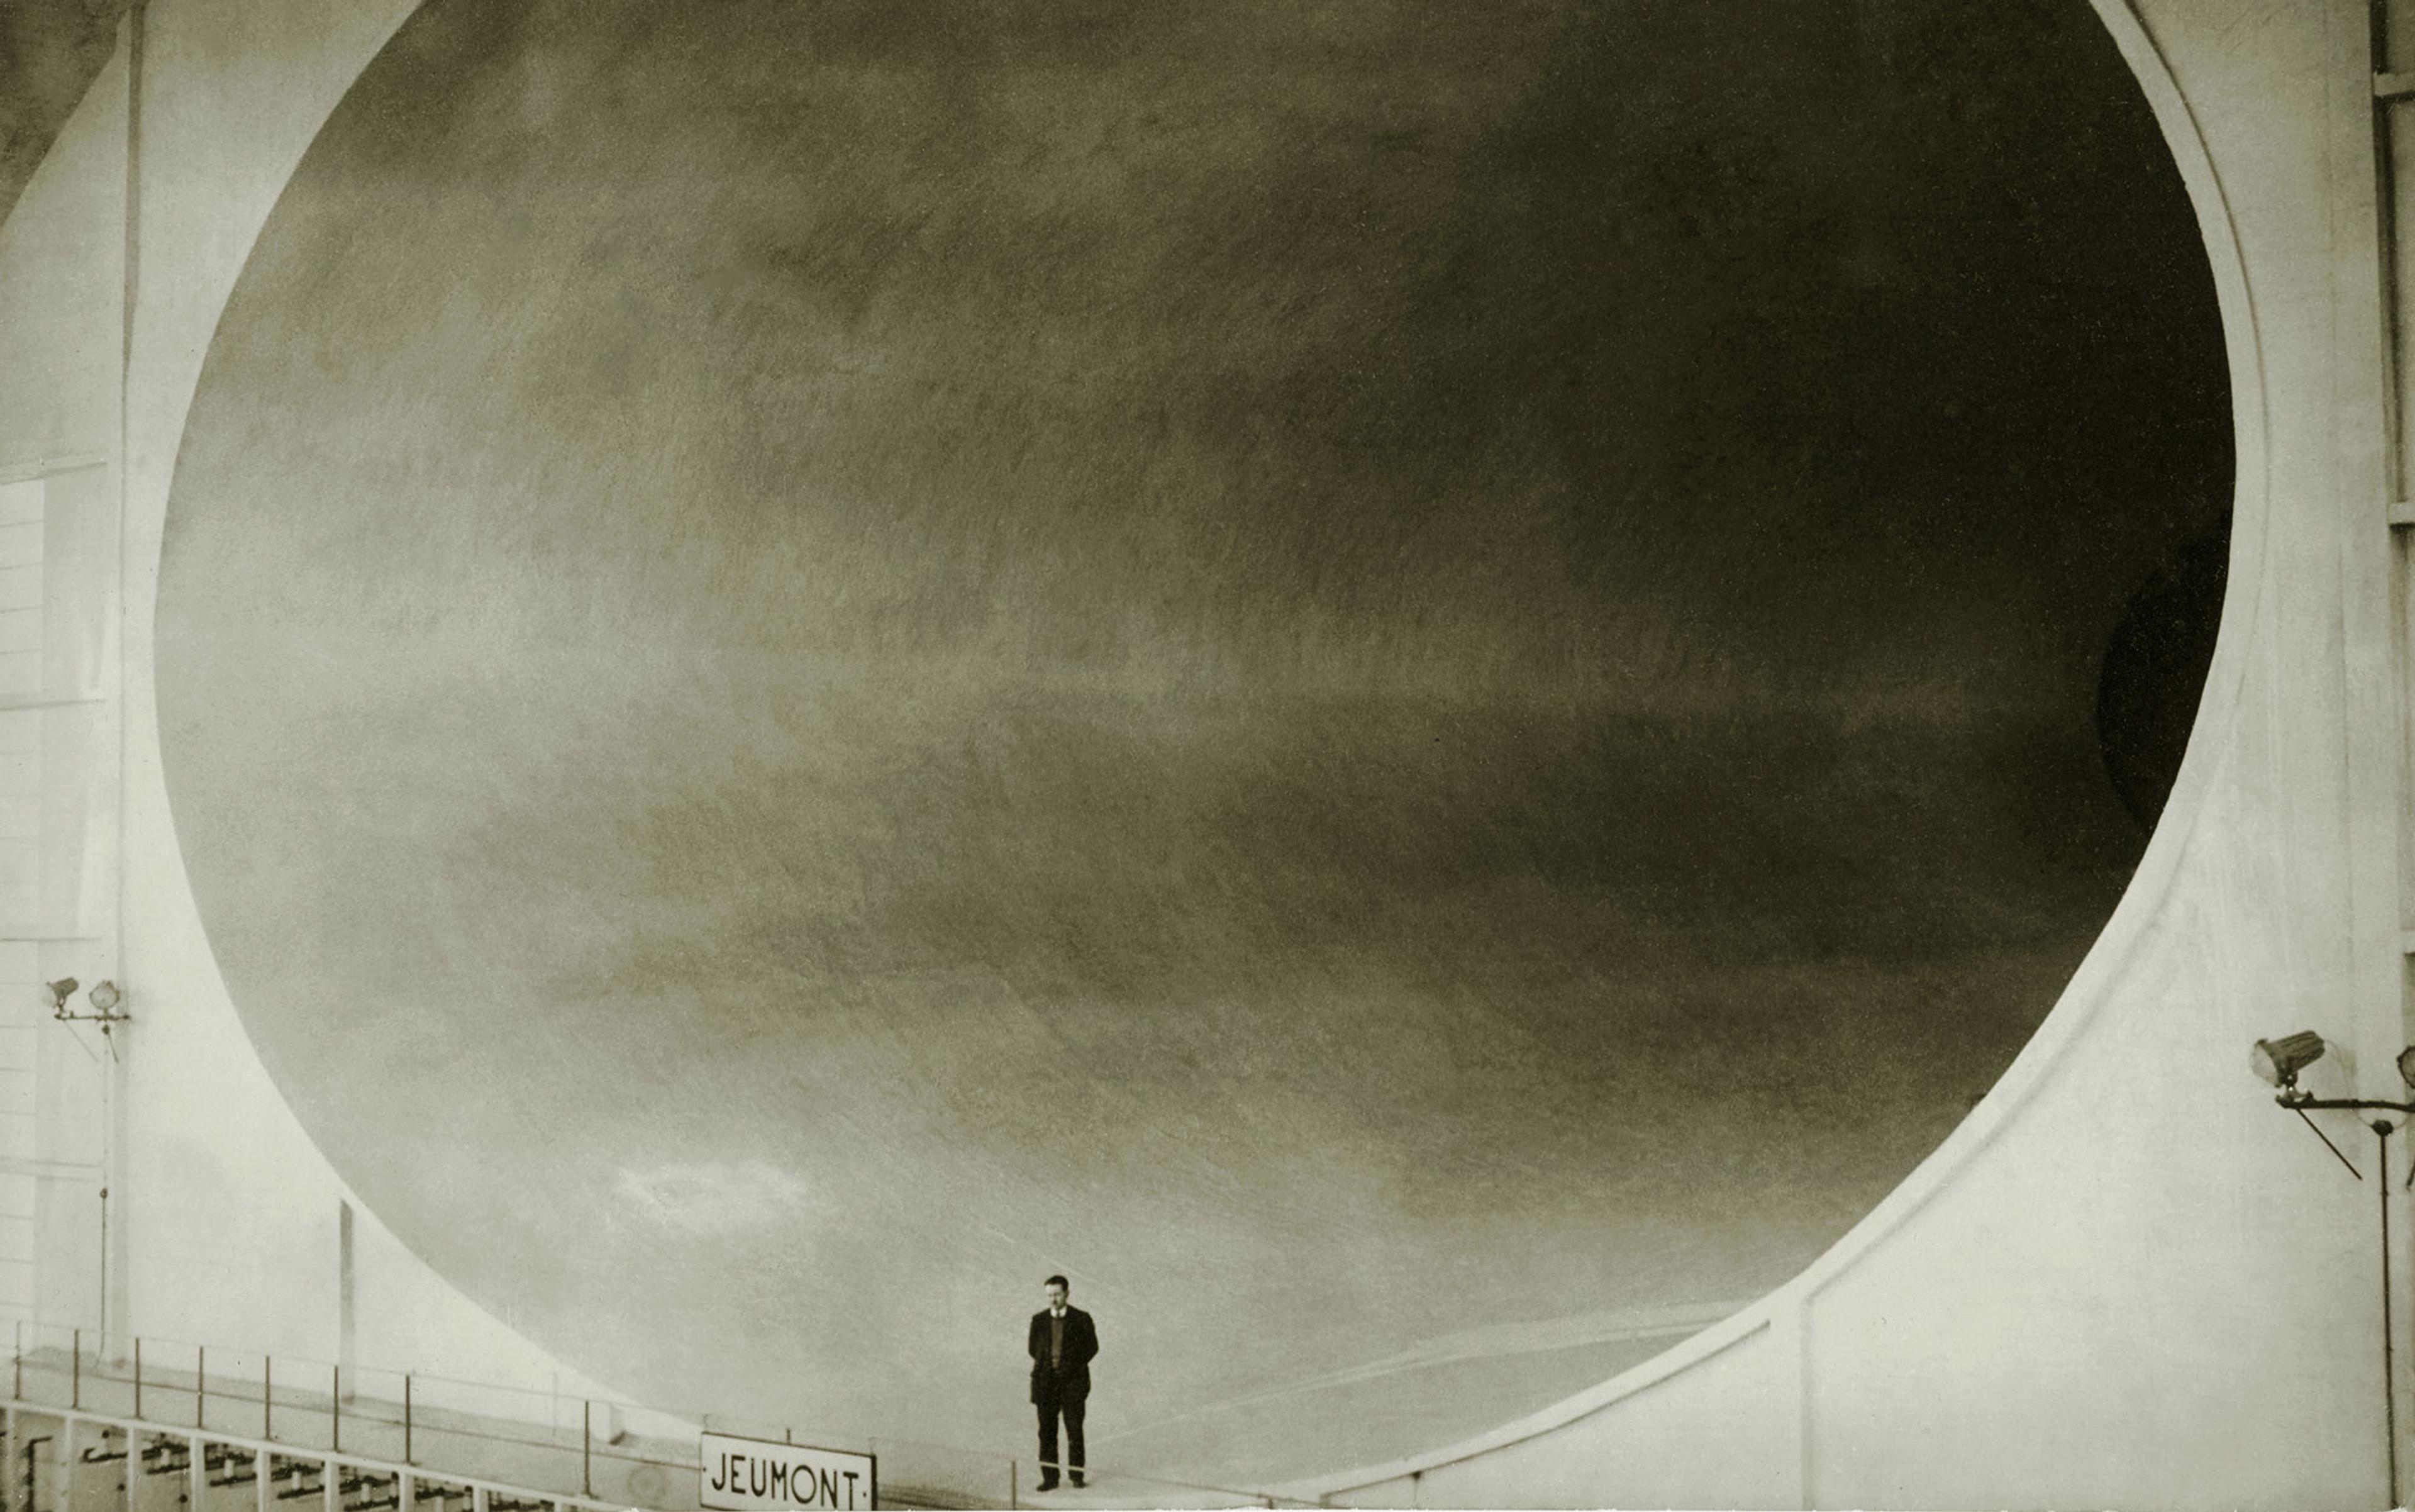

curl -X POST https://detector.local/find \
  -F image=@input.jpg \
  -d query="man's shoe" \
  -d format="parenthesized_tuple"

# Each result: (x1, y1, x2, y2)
(1070, 1474, 1085, 1489)
(1035, 1479, 1058, 1493)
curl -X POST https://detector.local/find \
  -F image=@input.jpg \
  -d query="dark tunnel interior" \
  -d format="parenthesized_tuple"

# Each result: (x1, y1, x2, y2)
(153, 0, 2231, 1482)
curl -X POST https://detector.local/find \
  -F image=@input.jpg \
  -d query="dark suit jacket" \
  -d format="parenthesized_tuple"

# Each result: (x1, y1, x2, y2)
(1028, 1306, 1099, 1403)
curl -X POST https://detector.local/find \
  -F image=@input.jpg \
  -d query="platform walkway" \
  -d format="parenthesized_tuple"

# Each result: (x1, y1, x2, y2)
(0, 1333, 1300, 1512)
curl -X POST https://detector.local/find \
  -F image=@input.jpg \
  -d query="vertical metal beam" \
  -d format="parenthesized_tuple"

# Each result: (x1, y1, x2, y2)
(2385, 1122, 2400, 1507)
(2379, 0, 2409, 496)
(97, 0, 148, 1370)
(2373, 0, 2415, 1489)
(334, 1209, 352, 1400)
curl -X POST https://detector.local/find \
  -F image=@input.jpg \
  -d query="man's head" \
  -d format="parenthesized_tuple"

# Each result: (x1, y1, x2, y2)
(1045, 1274, 1069, 1310)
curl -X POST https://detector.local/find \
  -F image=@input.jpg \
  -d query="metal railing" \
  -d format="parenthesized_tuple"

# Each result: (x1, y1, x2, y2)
(12, 1326, 674, 1507)
(0, 1401, 631, 1512)
(1, 1327, 1307, 1510)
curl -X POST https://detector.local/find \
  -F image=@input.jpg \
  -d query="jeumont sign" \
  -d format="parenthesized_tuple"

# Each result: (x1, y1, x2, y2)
(699, 1431, 875, 1511)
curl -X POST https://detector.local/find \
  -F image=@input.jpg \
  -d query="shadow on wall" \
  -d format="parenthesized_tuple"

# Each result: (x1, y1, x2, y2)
(2098, 528, 2229, 830)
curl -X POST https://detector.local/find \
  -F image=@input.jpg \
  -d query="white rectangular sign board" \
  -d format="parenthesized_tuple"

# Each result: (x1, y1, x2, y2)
(699, 1430, 876, 1511)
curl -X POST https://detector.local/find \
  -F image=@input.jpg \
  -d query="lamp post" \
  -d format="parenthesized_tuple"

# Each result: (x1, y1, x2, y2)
(2252, 1032, 2415, 1506)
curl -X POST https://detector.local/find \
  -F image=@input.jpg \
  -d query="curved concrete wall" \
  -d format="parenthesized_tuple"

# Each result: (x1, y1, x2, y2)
(1293, 2, 2409, 1504)
(1, 0, 2398, 1506)
(140, 0, 2228, 1475)
(0, 0, 614, 1401)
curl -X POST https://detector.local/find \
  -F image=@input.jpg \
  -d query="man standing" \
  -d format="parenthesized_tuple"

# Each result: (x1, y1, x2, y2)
(1027, 1274, 1098, 1491)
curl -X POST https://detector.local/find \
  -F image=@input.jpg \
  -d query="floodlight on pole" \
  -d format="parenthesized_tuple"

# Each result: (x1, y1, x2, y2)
(2252, 1031, 2415, 1506)
(50, 980, 130, 1055)
(2253, 1030, 2329, 1088)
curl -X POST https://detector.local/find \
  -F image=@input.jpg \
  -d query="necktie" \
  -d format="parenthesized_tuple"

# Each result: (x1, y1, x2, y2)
(1051, 1311, 1063, 1368)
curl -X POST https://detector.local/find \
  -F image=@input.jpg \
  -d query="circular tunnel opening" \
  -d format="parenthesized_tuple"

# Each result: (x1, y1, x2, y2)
(157, 0, 2231, 1486)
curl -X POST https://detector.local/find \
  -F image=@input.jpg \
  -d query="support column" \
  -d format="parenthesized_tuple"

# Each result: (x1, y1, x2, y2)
(2372, 0, 2415, 1489)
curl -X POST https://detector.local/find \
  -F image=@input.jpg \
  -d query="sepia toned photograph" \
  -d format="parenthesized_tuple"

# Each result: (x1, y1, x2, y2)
(0, 0, 2401, 1506)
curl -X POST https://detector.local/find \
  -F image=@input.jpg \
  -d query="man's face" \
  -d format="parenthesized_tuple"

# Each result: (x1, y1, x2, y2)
(1046, 1283, 1068, 1311)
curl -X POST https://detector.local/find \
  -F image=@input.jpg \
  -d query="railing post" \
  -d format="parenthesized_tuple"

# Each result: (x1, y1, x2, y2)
(26, 1420, 46, 1512)
(196, 1347, 206, 1433)
(402, 1376, 412, 1466)
(12, 1322, 21, 1405)
(331, 1365, 340, 1454)
(189, 1436, 206, 1512)
(255, 1449, 269, 1512)
(131, 1338, 141, 1421)
(580, 1400, 591, 1497)
(323, 1456, 337, 1512)
(1009, 1459, 1017, 1509)
(70, 1331, 79, 1411)
(263, 1357, 272, 1442)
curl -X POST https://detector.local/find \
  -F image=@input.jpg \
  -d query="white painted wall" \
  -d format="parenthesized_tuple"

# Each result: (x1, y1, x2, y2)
(0, 0, 623, 1411)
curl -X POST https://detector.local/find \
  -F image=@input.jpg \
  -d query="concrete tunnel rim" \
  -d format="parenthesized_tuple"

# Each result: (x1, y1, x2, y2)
(1282, 0, 2272, 1496)
(118, 0, 2267, 1490)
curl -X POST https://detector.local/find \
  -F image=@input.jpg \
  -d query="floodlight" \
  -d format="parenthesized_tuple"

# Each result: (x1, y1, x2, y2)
(2251, 1026, 2415, 1504)
(2251, 1030, 2328, 1089)
(42, 978, 76, 1013)
(87, 981, 120, 1014)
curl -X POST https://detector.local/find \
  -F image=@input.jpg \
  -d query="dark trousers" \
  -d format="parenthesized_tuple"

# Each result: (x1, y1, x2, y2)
(1035, 1393, 1085, 1481)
